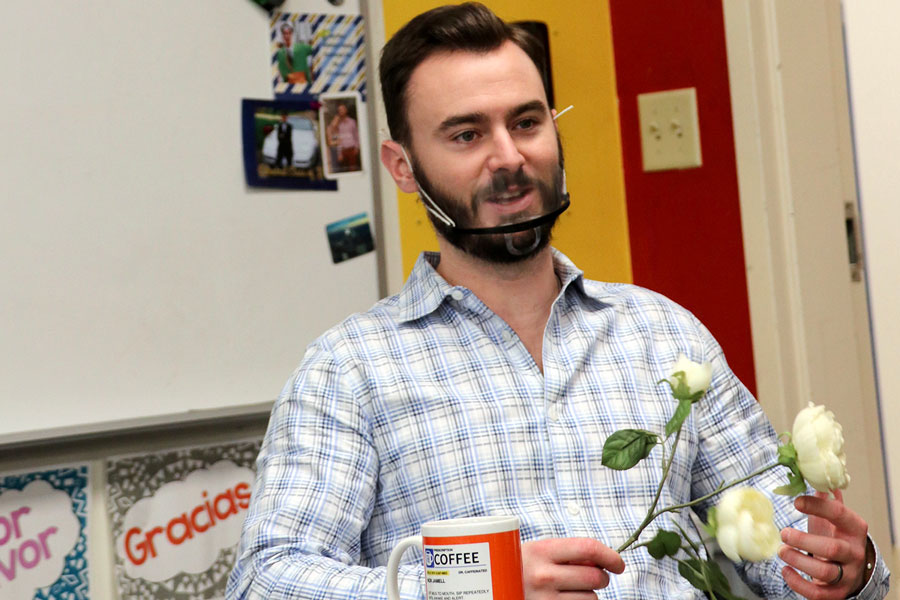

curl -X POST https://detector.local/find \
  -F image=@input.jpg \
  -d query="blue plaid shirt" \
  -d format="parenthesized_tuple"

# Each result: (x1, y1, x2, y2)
(228, 250, 889, 599)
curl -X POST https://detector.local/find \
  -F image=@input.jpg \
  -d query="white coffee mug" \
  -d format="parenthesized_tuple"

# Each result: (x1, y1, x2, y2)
(386, 515, 524, 600)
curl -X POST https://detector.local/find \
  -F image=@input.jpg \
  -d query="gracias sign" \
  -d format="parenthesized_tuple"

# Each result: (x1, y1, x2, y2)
(0, 480, 79, 598)
(117, 460, 254, 582)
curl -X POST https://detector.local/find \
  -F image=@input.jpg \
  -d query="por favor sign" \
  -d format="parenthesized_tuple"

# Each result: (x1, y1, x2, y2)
(106, 440, 260, 599)
(0, 465, 89, 599)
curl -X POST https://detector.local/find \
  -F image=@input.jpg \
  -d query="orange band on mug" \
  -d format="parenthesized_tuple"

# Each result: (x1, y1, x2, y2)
(423, 529, 524, 600)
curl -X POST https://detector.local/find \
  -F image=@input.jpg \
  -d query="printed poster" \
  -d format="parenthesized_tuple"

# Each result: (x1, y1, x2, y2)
(271, 13, 367, 100)
(106, 440, 261, 600)
(0, 464, 90, 599)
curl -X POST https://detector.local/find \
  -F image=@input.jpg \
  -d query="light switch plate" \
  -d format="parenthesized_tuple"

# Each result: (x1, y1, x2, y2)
(637, 87, 702, 171)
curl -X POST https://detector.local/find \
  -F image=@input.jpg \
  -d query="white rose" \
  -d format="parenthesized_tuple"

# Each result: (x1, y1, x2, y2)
(792, 402, 850, 493)
(667, 353, 713, 398)
(715, 487, 781, 562)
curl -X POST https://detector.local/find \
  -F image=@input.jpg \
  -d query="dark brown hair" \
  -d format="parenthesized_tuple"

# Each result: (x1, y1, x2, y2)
(379, 2, 549, 146)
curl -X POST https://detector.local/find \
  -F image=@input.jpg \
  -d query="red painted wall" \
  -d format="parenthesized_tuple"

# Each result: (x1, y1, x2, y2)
(609, 0, 757, 395)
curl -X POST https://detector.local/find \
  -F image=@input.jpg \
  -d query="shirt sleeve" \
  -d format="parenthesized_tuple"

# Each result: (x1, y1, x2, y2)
(846, 536, 890, 600)
(226, 342, 425, 600)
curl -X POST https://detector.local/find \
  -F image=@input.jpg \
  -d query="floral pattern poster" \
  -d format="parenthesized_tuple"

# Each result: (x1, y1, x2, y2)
(0, 464, 90, 599)
(106, 439, 261, 600)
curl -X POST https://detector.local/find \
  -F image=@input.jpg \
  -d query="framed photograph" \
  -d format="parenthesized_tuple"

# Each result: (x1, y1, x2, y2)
(241, 98, 337, 190)
(319, 91, 364, 179)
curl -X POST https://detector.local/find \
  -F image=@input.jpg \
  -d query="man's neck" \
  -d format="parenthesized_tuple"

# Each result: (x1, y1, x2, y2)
(435, 242, 559, 332)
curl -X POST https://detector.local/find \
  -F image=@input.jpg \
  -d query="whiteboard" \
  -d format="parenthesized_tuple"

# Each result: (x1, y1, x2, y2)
(0, 0, 381, 444)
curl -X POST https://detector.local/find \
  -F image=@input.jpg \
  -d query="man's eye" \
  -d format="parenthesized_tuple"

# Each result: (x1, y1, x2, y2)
(454, 130, 478, 143)
(516, 118, 537, 130)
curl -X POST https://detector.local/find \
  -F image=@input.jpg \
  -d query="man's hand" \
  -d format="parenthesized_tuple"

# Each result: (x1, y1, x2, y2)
(778, 490, 870, 599)
(522, 538, 625, 599)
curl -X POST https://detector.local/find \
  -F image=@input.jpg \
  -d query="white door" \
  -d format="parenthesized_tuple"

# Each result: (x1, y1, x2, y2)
(722, 0, 894, 564)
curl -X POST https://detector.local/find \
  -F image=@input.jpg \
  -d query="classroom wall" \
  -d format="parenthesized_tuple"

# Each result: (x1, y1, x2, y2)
(0, 0, 380, 444)
(0, 0, 368, 596)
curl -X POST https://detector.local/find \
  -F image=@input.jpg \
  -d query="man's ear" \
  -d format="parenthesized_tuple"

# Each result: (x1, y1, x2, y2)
(380, 140, 418, 194)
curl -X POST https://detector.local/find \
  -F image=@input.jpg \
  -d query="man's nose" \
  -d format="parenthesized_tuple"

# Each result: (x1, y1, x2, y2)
(486, 129, 525, 174)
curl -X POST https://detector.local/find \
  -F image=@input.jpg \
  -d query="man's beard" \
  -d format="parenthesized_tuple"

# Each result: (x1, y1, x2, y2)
(409, 144, 566, 264)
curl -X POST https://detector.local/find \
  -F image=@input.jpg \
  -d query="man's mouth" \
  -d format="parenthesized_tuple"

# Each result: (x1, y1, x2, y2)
(488, 186, 531, 205)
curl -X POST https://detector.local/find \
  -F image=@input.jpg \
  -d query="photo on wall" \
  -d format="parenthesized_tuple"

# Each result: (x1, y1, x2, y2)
(319, 92, 364, 179)
(326, 212, 375, 264)
(241, 98, 337, 190)
(270, 13, 367, 100)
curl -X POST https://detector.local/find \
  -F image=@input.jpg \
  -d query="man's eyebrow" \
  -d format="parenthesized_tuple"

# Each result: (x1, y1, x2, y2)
(437, 111, 489, 133)
(436, 100, 549, 133)
(506, 100, 547, 120)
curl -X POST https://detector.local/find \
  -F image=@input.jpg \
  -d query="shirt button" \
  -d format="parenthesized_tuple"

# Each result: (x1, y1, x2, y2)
(566, 501, 581, 516)
(450, 290, 464, 301)
(547, 404, 559, 421)
(501, 330, 514, 343)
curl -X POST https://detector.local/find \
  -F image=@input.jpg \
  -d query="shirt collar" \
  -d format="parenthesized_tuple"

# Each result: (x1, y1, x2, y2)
(396, 248, 605, 324)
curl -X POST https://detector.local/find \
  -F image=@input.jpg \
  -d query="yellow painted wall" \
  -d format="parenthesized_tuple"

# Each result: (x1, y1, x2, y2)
(382, 0, 632, 283)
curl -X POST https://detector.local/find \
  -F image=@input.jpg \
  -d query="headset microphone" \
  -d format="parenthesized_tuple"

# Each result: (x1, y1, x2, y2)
(452, 194, 569, 235)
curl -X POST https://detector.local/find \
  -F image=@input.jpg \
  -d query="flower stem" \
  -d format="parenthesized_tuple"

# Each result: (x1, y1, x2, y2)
(650, 462, 781, 520)
(617, 457, 783, 554)
(617, 428, 683, 553)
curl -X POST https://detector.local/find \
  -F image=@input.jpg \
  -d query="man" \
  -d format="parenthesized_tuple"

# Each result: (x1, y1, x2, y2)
(275, 112, 293, 169)
(276, 21, 313, 85)
(228, 4, 889, 599)
(326, 102, 361, 171)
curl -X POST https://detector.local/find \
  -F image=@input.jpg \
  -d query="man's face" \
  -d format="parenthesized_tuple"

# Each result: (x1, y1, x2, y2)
(403, 41, 564, 262)
(281, 27, 293, 45)
(338, 104, 349, 118)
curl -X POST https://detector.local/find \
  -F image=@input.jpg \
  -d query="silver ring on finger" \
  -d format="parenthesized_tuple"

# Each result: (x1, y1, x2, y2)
(827, 562, 843, 586)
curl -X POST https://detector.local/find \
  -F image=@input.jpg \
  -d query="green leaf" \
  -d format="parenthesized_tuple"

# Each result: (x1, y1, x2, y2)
(678, 559, 748, 600)
(677, 558, 709, 592)
(773, 471, 807, 496)
(657, 377, 677, 395)
(601, 429, 658, 470)
(705, 561, 749, 600)
(646, 529, 681, 559)
(777, 442, 798, 468)
(665, 399, 693, 437)
(672, 371, 691, 399)
(688, 389, 706, 403)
